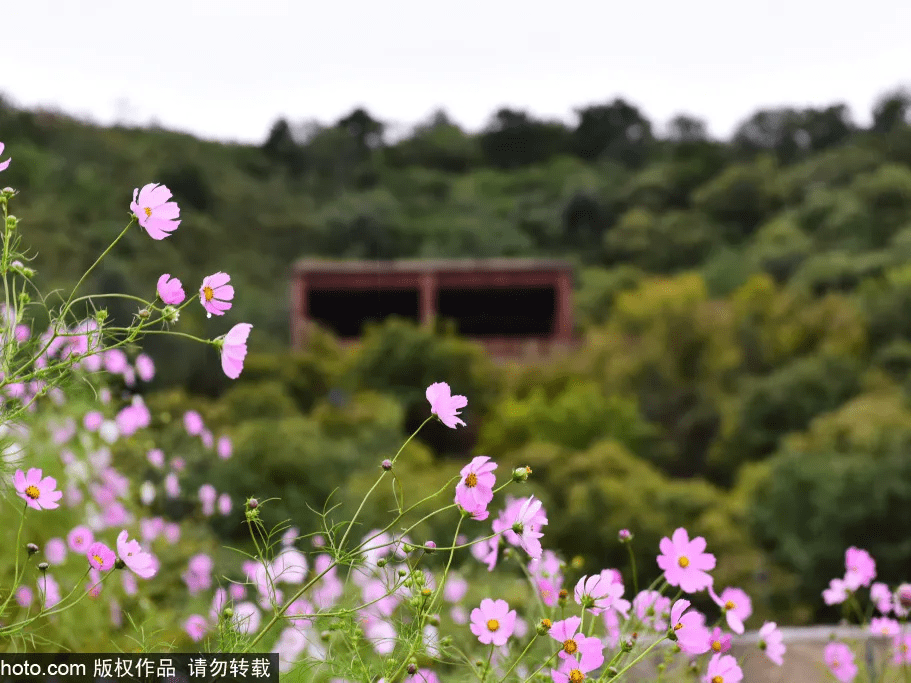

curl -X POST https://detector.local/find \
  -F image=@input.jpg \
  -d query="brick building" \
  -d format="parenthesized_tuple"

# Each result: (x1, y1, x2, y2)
(290, 258, 579, 358)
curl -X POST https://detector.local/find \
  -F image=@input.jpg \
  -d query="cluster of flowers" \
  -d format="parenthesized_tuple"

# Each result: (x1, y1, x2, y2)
(821, 547, 911, 681)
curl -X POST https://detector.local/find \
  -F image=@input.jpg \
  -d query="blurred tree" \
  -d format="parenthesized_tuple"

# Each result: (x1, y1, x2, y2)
(479, 108, 571, 168)
(872, 88, 911, 133)
(571, 99, 653, 167)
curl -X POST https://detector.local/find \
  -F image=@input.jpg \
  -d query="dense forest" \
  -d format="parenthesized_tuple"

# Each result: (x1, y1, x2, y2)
(2, 87, 911, 622)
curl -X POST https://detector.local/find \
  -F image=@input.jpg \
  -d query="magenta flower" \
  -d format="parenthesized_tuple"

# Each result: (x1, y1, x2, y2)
(157, 274, 185, 305)
(550, 655, 601, 683)
(759, 621, 785, 666)
(894, 633, 911, 665)
(217, 436, 233, 459)
(116, 530, 157, 579)
(425, 381, 467, 429)
(455, 456, 497, 516)
(135, 353, 155, 382)
(633, 590, 672, 631)
(220, 323, 252, 379)
(408, 670, 440, 683)
(87, 541, 116, 571)
(574, 574, 624, 615)
(823, 578, 848, 605)
(703, 653, 743, 683)
(507, 496, 548, 559)
(844, 547, 876, 590)
(15, 586, 33, 608)
(668, 599, 711, 655)
(871, 582, 892, 614)
(870, 617, 900, 637)
(199, 272, 234, 318)
(0, 142, 11, 172)
(709, 627, 732, 654)
(709, 586, 752, 634)
(14, 468, 63, 510)
(45, 538, 67, 566)
(184, 614, 209, 642)
(131, 183, 180, 240)
(469, 598, 517, 646)
(550, 616, 604, 669)
(824, 642, 858, 683)
(657, 527, 715, 593)
(67, 526, 94, 553)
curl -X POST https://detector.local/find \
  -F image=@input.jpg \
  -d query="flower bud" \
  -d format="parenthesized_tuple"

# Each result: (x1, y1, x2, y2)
(246, 497, 259, 510)
(605, 667, 618, 679)
(162, 305, 180, 324)
(536, 618, 553, 635)
(424, 541, 437, 554)
(38, 562, 49, 572)
(512, 466, 532, 483)
(407, 663, 417, 675)
(1, 187, 15, 198)
(95, 309, 109, 323)
(223, 607, 234, 619)
(420, 588, 432, 599)
(398, 568, 407, 577)
(6, 215, 18, 231)
(428, 613, 440, 626)
(897, 583, 911, 610)
(376, 558, 387, 568)
(618, 529, 633, 543)
(571, 556, 585, 570)
(11, 261, 35, 278)
(381, 459, 392, 471)
(138, 308, 151, 320)
(115, 558, 126, 570)
(320, 630, 331, 642)
(26, 543, 38, 556)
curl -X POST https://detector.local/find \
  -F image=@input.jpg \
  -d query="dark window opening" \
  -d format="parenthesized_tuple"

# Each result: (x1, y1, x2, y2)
(437, 287, 555, 336)
(308, 288, 420, 337)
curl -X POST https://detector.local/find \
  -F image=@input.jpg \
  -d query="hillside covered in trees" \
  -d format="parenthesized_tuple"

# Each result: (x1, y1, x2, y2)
(3, 88, 911, 621)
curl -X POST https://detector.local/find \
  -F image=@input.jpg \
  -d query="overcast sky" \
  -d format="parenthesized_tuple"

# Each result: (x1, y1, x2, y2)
(4, 0, 910, 145)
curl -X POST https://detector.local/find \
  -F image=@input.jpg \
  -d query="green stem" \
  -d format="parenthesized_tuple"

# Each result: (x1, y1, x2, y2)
(497, 634, 537, 683)
(609, 636, 668, 682)
(626, 543, 639, 597)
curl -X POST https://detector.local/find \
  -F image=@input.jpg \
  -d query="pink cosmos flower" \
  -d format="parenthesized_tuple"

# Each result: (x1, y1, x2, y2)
(455, 456, 497, 516)
(709, 627, 732, 654)
(669, 599, 711, 655)
(823, 578, 848, 605)
(709, 586, 752, 634)
(824, 642, 858, 683)
(199, 272, 234, 317)
(218, 436, 233, 459)
(844, 547, 876, 591)
(135, 353, 155, 382)
(657, 527, 715, 593)
(184, 410, 204, 435)
(67, 526, 94, 553)
(759, 621, 785, 666)
(871, 582, 893, 614)
(550, 656, 601, 683)
(87, 541, 116, 571)
(83, 411, 104, 431)
(220, 323, 252, 379)
(703, 653, 743, 683)
(116, 530, 157, 579)
(408, 670, 440, 683)
(201, 429, 214, 448)
(425, 381, 467, 429)
(38, 573, 61, 608)
(131, 183, 180, 239)
(470, 599, 517, 646)
(184, 614, 209, 642)
(218, 493, 232, 515)
(550, 616, 605, 669)
(165, 472, 180, 498)
(15, 586, 33, 608)
(870, 617, 901, 637)
(0, 142, 11, 172)
(157, 274, 185, 305)
(507, 496, 548, 559)
(147, 449, 165, 468)
(894, 634, 911, 665)
(45, 538, 67, 566)
(633, 590, 672, 631)
(574, 574, 624, 615)
(199, 484, 217, 516)
(14, 468, 63, 510)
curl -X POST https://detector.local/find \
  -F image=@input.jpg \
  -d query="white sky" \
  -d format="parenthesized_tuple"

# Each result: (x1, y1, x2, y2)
(4, 0, 910, 144)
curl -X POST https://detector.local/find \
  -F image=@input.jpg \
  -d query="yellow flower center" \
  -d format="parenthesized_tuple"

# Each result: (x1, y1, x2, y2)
(674, 622, 684, 631)
(712, 640, 722, 652)
(569, 670, 585, 683)
(486, 619, 499, 632)
(465, 472, 478, 488)
(559, 589, 569, 599)
(678, 556, 690, 568)
(724, 600, 735, 610)
(143, 207, 152, 218)
(24, 485, 40, 500)
(563, 639, 578, 655)
(541, 619, 552, 629)
(712, 677, 724, 683)
(203, 286, 215, 302)
(93, 554, 104, 567)
(832, 659, 840, 669)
